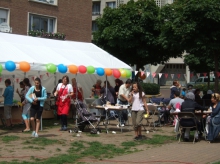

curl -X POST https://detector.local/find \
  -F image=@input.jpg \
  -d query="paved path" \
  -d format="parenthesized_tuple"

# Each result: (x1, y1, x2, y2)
(81, 139, 220, 164)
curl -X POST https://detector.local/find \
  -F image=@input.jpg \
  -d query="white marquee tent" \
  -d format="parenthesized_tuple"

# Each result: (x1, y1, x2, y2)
(0, 32, 132, 99)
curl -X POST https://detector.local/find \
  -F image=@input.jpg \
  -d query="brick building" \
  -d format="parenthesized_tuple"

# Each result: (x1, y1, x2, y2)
(0, 0, 92, 42)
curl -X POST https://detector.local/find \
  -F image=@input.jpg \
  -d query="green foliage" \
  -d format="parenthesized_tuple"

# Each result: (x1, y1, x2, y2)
(1, 135, 20, 143)
(23, 137, 60, 146)
(160, 0, 220, 91)
(93, 0, 180, 69)
(28, 30, 66, 40)
(140, 83, 160, 95)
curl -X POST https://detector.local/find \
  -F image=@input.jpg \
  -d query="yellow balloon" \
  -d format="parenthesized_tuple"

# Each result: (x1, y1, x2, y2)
(119, 69, 127, 78)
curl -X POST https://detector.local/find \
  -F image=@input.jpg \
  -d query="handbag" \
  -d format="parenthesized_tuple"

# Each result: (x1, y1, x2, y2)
(56, 85, 67, 105)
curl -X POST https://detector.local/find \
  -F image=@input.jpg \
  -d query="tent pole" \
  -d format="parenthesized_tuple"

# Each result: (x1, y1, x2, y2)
(105, 75, 107, 104)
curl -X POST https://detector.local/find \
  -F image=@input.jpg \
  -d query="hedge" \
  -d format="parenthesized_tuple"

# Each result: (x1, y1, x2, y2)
(140, 83, 160, 95)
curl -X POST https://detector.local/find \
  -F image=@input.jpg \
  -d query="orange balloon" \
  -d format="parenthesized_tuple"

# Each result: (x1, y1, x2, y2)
(68, 65, 78, 74)
(19, 61, 30, 72)
(105, 68, 112, 76)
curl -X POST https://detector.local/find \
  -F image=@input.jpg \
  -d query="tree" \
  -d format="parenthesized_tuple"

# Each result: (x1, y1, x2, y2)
(160, 0, 220, 92)
(93, 0, 181, 70)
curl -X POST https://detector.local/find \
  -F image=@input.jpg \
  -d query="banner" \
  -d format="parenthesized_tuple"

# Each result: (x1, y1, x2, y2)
(203, 73, 207, 77)
(197, 73, 200, 78)
(184, 74, 187, 80)
(177, 74, 181, 79)
(165, 73, 168, 78)
(171, 74, 174, 79)
(158, 73, 162, 78)
(152, 72, 156, 78)
(146, 72, 150, 77)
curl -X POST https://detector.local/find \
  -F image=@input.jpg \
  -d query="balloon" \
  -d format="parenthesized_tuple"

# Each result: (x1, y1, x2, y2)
(96, 67, 105, 76)
(139, 72, 146, 80)
(87, 66, 95, 74)
(125, 69, 132, 78)
(119, 69, 127, 78)
(113, 69, 121, 78)
(58, 64, 67, 74)
(5, 61, 16, 72)
(46, 63, 57, 73)
(0, 64, 3, 73)
(78, 65, 87, 74)
(68, 65, 78, 74)
(19, 61, 30, 72)
(105, 68, 112, 76)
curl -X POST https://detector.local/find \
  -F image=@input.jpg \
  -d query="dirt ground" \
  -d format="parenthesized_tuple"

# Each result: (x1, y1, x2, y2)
(0, 117, 175, 163)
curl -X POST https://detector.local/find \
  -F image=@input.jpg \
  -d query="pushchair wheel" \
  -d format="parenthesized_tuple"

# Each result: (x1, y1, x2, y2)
(73, 127, 79, 133)
(97, 128, 101, 133)
(90, 129, 98, 134)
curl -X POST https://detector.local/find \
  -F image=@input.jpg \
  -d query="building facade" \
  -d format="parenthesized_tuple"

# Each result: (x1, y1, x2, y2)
(0, 0, 92, 42)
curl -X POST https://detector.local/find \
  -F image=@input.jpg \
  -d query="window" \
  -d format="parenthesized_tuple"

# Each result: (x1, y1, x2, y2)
(0, 8, 8, 24)
(106, 2, 116, 9)
(29, 0, 57, 5)
(29, 14, 56, 32)
(92, 2, 101, 15)
(92, 21, 98, 32)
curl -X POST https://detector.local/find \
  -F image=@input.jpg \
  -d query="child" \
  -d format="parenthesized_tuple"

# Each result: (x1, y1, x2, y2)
(181, 88, 186, 98)
(3, 79, 14, 127)
(129, 82, 149, 141)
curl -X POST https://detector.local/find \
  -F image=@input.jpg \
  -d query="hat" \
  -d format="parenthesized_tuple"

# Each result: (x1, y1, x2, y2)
(207, 90, 213, 94)
(186, 92, 195, 100)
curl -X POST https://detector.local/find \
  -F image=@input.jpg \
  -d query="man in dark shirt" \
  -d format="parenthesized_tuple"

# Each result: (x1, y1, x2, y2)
(181, 92, 207, 141)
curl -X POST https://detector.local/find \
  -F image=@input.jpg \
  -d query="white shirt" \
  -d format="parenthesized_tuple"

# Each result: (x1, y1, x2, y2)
(131, 92, 145, 111)
(118, 84, 131, 101)
(56, 83, 73, 94)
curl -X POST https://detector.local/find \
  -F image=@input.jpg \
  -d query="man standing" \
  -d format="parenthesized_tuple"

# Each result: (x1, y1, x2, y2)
(170, 80, 181, 99)
(3, 79, 14, 128)
(117, 79, 132, 127)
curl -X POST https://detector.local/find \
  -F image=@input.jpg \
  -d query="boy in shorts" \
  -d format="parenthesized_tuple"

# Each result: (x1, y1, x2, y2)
(3, 79, 14, 127)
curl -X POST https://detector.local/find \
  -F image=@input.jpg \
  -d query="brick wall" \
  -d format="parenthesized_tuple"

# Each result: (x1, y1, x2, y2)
(0, 0, 92, 42)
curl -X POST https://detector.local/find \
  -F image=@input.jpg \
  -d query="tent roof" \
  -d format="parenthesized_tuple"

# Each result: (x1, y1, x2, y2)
(0, 33, 132, 71)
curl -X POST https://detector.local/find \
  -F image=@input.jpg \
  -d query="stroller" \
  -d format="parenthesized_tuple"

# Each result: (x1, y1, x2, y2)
(72, 99, 101, 134)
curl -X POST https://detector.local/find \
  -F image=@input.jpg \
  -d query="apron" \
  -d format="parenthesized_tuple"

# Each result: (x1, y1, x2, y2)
(57, 85, 71, 115)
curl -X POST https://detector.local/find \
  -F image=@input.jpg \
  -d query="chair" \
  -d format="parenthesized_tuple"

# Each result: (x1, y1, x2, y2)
(143, 105, 159, 131)
(177, 112, 198, 144)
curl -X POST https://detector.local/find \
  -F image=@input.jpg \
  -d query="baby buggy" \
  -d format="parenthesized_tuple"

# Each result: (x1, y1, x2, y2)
(72, 99, 101, 134)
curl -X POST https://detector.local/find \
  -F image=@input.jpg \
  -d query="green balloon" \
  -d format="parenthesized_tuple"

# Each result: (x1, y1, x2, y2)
(0, 64, 3, 73)
(126, 69, 132, 78)
(46, 63, 57, 73)
(87, 66, 95, 74)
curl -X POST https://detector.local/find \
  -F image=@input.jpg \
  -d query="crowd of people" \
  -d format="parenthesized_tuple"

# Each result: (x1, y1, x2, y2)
(1, 77, 220, 143)
(166, 80, 220, 143)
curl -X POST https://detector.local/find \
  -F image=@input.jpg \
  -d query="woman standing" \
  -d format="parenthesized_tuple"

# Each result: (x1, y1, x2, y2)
(21, 78, 32, 132)
(129, 82, 149, 141)
(206, 93, 220, 142)
(54, 75, 73, 131)
(25, 77, 47, 137)
(71, 78, 84, 102)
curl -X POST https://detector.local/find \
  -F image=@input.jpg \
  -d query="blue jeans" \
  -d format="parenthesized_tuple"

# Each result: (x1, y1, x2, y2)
(118, 99, 128, 124)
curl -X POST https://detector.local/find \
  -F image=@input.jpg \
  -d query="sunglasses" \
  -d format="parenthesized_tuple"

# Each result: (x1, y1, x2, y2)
(214, 94, 216, 99)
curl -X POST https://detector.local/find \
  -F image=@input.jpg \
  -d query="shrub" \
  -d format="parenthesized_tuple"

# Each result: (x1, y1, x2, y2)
(140, 83, 160, 95)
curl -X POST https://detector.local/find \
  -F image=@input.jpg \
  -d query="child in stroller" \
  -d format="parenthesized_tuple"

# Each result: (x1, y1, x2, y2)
(72, 99, 101, 134)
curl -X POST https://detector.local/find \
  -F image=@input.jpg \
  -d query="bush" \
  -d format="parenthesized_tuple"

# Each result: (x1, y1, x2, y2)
(194, 84, 220, 94)
(140, 83, 160, 95)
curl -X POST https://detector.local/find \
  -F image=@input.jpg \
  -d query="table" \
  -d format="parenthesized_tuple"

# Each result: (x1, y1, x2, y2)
(95, 105, 130, 133)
